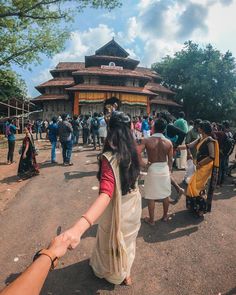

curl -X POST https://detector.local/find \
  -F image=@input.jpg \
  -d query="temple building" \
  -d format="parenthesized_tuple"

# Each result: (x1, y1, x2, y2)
(32, 39, 180, 119)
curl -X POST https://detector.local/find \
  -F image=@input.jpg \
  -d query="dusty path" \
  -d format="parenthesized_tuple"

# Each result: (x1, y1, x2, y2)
(0, 141, 235, 295)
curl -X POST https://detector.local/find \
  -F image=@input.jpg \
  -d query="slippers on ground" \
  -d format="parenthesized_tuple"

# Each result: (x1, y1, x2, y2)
(143, 217, 155, 226)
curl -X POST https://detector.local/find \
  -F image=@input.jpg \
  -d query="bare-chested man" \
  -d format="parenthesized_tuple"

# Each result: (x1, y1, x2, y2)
(138, 119, 173, 224)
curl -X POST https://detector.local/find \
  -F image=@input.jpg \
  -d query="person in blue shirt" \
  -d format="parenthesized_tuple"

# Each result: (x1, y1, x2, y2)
(6, 118, 18, 165)
(47, 117, 58, 163)
(141, 115, 150, 138)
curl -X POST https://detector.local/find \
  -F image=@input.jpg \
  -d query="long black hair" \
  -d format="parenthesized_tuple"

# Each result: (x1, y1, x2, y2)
(98, 111, 140, 196)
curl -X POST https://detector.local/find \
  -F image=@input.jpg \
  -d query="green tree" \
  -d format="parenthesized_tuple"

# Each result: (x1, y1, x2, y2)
(0, 0, 121, 67)
(0, 69, 27, 101)
(152, 41, 236, 121)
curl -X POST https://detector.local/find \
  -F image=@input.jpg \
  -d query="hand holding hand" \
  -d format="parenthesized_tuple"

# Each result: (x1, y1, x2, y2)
(61, 227, 81, 250)
(48, 234, 71, 259)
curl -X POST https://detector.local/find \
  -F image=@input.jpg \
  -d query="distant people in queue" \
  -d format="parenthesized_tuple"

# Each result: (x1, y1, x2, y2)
(138, 119, 173, 224)
(18, 127, 39, 181)
(71, 115, 81, 146)
(98, 112, 107, 145)
(35, 119, 43, 140)
(177, 121, 219, 216)
(90, 112, 101, 150)
(58, 114, 73, 166)
(82, 114, 90, 145)
(5, 118, 18, 165)
(61, 112, 141, 286)
(47, 117, 58, 164)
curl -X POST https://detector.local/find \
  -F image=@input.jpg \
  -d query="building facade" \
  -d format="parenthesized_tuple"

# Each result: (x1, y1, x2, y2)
(33, 39, 180, 119)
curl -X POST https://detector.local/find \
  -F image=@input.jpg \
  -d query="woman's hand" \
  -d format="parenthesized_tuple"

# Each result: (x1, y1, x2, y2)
(48, 234, 71, 258)
(60, 227, 81, 250)
(23, 154, 27, 159)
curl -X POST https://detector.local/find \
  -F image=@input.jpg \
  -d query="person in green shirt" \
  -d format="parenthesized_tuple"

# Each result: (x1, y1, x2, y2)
(174, 111, 189, 134)
(174, 112, 188, 169)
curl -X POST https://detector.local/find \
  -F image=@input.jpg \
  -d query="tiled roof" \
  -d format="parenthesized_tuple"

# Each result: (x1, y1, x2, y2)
(36, 78, 74, 88)
(66, 84, 156, 96)
(145, 82, 175, 95)
(32, 94, 69, 102)
(136, 67, 162, 79)
(86, 55, 138, 62)
(73, 67, 151, 80)
(53, 62, 85, 71)
(150, 98, 181, 107)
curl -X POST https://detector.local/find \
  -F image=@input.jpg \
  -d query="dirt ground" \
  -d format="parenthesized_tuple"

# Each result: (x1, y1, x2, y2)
(0, 135, 235, 295)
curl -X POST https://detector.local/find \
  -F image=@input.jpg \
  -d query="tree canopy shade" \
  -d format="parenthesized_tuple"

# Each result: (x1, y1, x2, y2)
(0, 0, 121, 67)
(0, 69, 27, 102)
(152, 41, 236, 121)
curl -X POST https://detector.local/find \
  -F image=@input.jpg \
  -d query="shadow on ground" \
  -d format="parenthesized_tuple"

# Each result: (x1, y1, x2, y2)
(138, 209, 201, 243)
(0, 175, 19, 184)
(214, 179, 236, 201)
(64, 171, 97, 181)
(224, 287, 236, 295)
(5, 260, 116, 295)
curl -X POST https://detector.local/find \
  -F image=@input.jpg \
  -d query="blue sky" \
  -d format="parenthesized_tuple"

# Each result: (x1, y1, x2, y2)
(13, 0, 236, 98)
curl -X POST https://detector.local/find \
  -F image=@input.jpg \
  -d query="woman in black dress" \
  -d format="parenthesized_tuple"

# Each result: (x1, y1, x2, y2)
(18, 128, 39, 180)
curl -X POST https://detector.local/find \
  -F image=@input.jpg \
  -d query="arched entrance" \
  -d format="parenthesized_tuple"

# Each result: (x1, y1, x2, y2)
(104, 96, 121, 114)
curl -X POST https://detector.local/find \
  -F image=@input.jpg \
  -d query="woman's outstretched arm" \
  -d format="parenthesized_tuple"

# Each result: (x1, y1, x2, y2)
(62, 193, 111, 249)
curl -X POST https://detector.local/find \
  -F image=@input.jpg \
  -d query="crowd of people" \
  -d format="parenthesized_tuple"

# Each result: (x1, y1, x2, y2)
(1, 108, 236, 294)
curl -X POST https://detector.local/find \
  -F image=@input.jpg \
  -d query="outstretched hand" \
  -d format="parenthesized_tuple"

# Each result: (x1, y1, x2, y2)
(60, 227, 81, 250)
(48, 234, 72, 259)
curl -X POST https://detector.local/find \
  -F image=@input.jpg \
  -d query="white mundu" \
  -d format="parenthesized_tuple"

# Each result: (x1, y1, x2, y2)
(144, 133, 171, 200)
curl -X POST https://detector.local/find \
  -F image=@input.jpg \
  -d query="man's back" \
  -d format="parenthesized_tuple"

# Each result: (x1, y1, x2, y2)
(145, 136, 172, 164)
(58, 121, 73, 142)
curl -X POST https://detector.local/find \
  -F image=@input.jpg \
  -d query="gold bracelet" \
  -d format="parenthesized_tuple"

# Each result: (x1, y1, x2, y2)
(81, 215, 93, 227)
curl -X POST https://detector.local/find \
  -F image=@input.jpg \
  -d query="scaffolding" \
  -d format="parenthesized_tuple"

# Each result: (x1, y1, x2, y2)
(0, 98, 42, 133)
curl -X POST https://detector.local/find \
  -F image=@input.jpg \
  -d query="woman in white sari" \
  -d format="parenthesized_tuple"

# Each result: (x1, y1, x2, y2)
(62, 112, 141, 285)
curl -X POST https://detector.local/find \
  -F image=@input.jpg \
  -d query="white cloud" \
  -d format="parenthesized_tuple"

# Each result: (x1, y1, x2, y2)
(124, 0, 236, 66)
(127, 17, 138, 42)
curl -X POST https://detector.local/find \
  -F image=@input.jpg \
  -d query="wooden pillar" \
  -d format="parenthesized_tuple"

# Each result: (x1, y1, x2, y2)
(16, 100, 18, 134)
(8, 99, 10, 117)
(21, 101, 24, 134)
(73, 92, 79, 115)
(15, 100, 18, 117)
(147, 96, 150, 115)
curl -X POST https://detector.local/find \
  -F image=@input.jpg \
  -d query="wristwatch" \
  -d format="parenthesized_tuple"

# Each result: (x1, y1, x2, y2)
(33, 249, 58, 270)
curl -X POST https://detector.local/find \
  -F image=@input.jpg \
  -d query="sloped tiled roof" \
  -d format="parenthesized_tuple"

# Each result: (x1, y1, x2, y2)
(150, 98, 181, 107)
(32, 94, 69, 102)
(73, 67, 151, 80)
(136, 67, 162, 79)
(52, 62, 85, 71)
(145, 82, 175, 95)
(66, 84, 156, 96)
(36, 78, 74, 88)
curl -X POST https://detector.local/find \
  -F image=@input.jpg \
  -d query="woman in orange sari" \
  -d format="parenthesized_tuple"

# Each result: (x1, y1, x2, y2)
(178, 121, 219, 216)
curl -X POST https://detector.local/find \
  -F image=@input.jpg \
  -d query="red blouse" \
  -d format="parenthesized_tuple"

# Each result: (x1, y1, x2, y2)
(99, 158, 115, 198)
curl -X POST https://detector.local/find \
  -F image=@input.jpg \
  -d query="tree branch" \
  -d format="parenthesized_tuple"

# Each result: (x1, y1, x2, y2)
(0, 0, 60, 18)
(0, 46, 39, 66)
